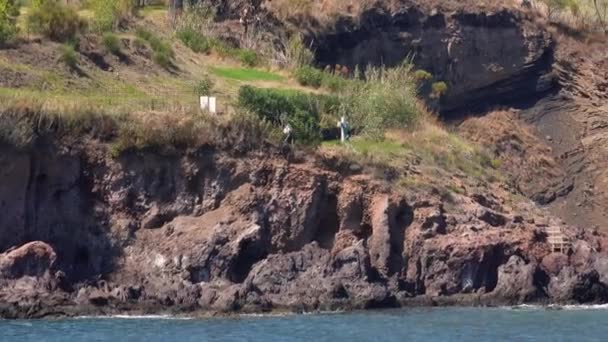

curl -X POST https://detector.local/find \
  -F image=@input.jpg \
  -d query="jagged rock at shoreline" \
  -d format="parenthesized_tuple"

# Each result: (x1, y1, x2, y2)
(1, 1, 608, 319)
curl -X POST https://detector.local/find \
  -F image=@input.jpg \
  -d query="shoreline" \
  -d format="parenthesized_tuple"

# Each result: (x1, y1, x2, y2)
(3, 294, 606, 320)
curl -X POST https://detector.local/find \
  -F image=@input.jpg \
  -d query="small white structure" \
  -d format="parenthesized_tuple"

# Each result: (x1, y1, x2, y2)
(337, 116, 350, 143)
(200, 96, 217, 114)
(283, 124, 293, 144)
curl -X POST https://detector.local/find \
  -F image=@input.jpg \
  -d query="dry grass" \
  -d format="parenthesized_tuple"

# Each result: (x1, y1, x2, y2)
(267, 0, 525, 22)
(319, 110, 500, 195)
(459, 110, 564, 194)
(0, 97, 277, 155)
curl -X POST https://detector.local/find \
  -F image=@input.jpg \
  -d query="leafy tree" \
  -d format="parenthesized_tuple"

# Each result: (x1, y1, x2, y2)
(0, 0, 19, 46)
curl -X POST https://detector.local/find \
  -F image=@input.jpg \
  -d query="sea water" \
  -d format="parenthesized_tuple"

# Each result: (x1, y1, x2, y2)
(2, 306, 608, 341)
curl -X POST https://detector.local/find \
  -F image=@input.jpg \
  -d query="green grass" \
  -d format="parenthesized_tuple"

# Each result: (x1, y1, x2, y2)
(211, 67, 284, 82)
(322, 138, 405, 156)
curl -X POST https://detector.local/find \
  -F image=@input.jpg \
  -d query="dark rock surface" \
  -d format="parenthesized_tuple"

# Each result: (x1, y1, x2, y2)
(0, 141, 607, 319)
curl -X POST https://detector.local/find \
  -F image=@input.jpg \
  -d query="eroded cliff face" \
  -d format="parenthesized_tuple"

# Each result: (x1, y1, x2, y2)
(1, 142, 608, 318)
(301, 6, 556, 113)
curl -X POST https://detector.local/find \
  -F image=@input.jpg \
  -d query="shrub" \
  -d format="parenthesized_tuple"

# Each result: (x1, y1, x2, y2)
(135, 28, 152, 41)
(321, 73, 348, 93)
(431, 81, 448, 98)
(0, 19, 16, 46)
(194, 76, 214, 96)
(237, 85, 338, 145)
(286, 34, 314, 68)
(152, 51, 172, 69)
(136, 29, 174, 69)
(27, 1, 85, 42)
(102, 32, 121, 55)
(238, 49, 259, 67)
(0, 0, 19, 46)
(90, 0, 134, 32)
(294, 65, 324, 88)
(177, 28, 211, 54)
(344, 63, 420, 139)
(60, 43, 78, 69)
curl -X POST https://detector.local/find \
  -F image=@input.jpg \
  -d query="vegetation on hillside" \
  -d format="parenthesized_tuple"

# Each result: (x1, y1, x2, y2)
(0, 0, 19, 46)
(26, 1, 86, 42)
(540, 0, 608, 32)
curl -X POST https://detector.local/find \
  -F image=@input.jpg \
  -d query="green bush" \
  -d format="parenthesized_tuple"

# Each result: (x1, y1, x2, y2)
(102, 32, 121, 55)
(61, 43, 78, 69)
(344, 63, 420, 139)
(237, 86, 339, 145)
(238, 49, 259, 67)
(177, 28, 211, 54)
(90, 0, 134, 32)
(0, 20, 17, 46)
(294, 65, 324, 88)
(0, 0, 19, 46)
(321, 73, 348, 93)
(194, 76, 214, 96)
(27, 1, 85, 42)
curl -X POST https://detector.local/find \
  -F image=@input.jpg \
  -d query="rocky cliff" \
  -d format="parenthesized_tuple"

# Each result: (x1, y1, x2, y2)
(1, 139, 608, 319)
(1, 1, 608, 319)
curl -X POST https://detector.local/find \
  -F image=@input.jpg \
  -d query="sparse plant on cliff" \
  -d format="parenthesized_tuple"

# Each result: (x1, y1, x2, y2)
(102, 33, 122, 55)
(414, 70, 433, 82)
(61, 43, 79, 69)
(136, 28, 175, 69)
(431, 81, 448, 98)
(194, 76, 214, 96)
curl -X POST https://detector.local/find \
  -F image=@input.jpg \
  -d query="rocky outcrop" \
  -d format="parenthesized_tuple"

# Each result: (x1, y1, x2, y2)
(0, 140, 607, 319)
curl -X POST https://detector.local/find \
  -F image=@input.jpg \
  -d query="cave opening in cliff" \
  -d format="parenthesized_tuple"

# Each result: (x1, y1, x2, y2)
(474, 245, 506, 292)
(388, 203, 414, 276)
(314, 194, 340, 250)
(72, 246, 91, 280)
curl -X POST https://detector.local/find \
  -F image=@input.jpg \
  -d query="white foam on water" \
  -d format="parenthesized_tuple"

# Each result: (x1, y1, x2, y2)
(75, 314, 194, 320)
(506, 304, 608, 311)
(555, 304, 608, 310)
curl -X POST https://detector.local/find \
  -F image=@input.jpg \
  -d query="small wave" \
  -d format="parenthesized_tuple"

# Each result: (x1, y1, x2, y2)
(506, 304, 608, 311)
(239, 310, 345, 318)
(76, 315, 194, 320)
(553, 304, 608, 311)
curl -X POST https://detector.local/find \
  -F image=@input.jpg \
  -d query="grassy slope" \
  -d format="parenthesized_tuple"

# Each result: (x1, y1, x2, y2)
(0, 7, 307, 114)
(1, 5, 514, 204)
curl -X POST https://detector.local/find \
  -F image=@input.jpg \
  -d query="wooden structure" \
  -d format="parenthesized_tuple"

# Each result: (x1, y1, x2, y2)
(546, 226, 571, 254)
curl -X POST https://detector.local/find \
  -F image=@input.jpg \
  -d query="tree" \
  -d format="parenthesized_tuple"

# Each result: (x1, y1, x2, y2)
(0, 0, 19, 46)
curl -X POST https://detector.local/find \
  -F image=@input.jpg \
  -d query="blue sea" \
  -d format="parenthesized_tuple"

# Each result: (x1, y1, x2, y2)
(2, 306, 608, 341)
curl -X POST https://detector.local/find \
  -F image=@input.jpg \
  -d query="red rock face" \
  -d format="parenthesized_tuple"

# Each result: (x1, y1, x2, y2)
(0, 140, 607, 319)
(0, 241, 57, 279)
